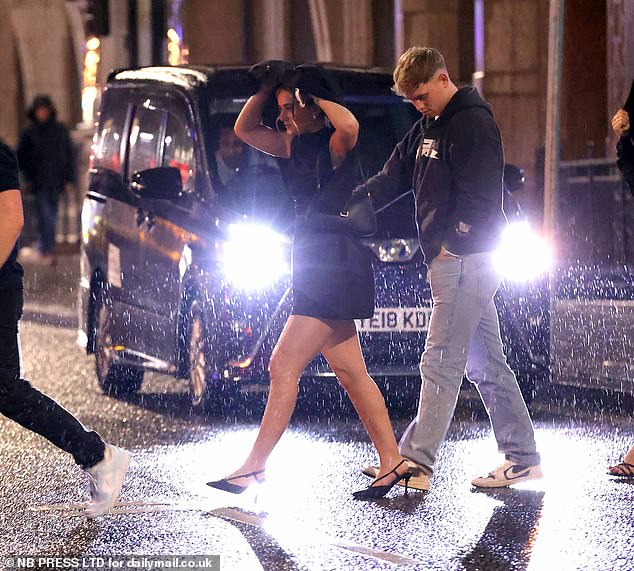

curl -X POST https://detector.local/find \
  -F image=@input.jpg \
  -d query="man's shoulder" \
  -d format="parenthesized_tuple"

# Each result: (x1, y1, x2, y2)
(447, 106, 500, 141)
(0, 139, 14, 156)
(0, 142, 20, 192)
(449, 104, 495, 123)
(0, 141, 18, 169)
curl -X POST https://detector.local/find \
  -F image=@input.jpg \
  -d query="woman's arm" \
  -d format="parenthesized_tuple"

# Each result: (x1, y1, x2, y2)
(313, 97, 359, 168)
(234, 89, 293, 158)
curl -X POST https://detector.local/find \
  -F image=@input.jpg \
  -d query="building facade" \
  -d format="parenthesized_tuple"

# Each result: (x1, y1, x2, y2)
(0, 0, 632, 219)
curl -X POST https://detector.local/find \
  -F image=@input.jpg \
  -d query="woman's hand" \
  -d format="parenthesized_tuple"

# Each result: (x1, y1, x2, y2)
(295, 64, 342, 104)
(611, 109, 630, 138)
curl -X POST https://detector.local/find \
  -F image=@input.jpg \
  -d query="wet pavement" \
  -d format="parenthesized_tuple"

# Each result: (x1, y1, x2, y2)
(2, 251, 632, 570)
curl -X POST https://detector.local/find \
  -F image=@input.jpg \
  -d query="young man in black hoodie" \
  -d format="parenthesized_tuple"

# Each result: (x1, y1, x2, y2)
(360, 47, 541, 491)
(0, 140, 129, 516)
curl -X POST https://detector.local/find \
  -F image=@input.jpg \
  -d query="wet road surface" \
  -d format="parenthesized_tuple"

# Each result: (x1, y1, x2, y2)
(1, 254, 632, 570)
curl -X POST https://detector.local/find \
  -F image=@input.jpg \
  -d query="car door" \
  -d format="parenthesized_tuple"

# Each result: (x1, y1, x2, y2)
(87, 88, 151, 352)
(130, 91, 201, 364)
(116, 92, 172, 361)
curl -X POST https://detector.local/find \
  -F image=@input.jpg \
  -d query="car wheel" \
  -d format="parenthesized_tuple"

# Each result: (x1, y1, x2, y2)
(94, 289, 144, 395)
(185, 300, 244, 413)
(187, 300, 210, 408)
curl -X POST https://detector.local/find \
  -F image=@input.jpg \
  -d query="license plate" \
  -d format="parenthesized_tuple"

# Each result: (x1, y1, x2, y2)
(356, 306, 432, 333)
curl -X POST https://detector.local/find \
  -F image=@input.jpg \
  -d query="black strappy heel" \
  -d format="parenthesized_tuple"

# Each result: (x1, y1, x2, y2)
(207, 469, 265, 494)
(352, 460, 412, 500)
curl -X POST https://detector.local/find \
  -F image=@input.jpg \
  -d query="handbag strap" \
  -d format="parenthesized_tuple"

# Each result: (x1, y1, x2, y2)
(306, 143, 369, 216)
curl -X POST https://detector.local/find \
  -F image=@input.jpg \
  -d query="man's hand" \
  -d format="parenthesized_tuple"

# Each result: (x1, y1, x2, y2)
(611, 109, 630, 138)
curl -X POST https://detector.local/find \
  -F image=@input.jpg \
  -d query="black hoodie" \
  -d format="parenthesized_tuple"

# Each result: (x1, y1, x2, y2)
(362, 86, 507, 264)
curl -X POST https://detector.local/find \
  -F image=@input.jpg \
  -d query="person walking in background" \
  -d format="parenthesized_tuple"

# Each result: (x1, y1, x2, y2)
(358, 47, 542, 491)
(17, 95, 74, 266)
(0, 140, 128, 517)
(607, 105, 634, 478)
(612, 107, 634, 195)
(207, 62, 413, 500)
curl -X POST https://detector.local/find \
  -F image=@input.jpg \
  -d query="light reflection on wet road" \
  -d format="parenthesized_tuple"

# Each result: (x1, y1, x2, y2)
(1, 320, 632, 571)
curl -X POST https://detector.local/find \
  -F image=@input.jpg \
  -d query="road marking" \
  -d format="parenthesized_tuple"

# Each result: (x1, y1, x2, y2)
(29, 500, 182, 515)
(208, 507, 426, 566)
(31, 502, 425, 564)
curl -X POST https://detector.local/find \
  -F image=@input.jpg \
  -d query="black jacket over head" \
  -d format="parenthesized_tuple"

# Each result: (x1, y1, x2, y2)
(361, 86, 507, 265)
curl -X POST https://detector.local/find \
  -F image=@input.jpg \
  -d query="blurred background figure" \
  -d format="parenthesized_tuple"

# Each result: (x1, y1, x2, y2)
(17, 95, 74, 266)
(611, 107, 634, 195)
(215, 124, 248, 188)
(607, 105, 634, 479)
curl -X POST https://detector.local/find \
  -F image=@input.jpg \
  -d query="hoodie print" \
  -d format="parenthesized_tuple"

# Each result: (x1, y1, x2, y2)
(417, 137, 440, 160)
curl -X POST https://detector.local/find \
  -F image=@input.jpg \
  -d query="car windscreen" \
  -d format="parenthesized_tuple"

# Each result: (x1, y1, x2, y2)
(208, 96, 419, 237)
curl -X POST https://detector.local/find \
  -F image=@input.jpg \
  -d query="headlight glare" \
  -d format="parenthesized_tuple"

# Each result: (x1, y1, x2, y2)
(494, 221, 552, 282)
(221, 223, 290, 289)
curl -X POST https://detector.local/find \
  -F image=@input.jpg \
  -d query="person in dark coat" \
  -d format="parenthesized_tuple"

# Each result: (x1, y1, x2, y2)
(0, 140, 129, 517)
(17, 95, 74, 265)
(607, 107, 634, 478)
(612, 108, 634, 195)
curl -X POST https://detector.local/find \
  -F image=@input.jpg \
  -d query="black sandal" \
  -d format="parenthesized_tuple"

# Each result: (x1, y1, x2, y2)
(352, 460, 412, 500)
(207, 469, 265, 494)
(608, 462, 634, 477)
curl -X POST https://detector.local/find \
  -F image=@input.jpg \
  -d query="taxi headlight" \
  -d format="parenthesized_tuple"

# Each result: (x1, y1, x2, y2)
(494, 221, 553, 281)
(221, 223, 290, 289)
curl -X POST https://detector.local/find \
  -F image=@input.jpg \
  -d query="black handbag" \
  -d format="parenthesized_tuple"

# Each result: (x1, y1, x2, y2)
(304, 191, 377, 238)
(304, 142, 377, 238)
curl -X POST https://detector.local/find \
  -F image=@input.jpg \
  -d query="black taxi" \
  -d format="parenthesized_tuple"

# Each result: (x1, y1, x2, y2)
(79, 65, 548, 409)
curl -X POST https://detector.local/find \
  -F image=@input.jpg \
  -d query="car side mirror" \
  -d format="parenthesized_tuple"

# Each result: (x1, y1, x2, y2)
(503, 164, 525, 193)
(130, 167, 183, 200)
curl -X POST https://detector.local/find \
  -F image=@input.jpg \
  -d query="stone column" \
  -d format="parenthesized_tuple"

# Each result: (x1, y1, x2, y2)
(184, 0, 246, 64)
(484, 0, 549, 219)
(395, 0, 460, 77)
(0, 0, 21, 145)
(97, 0, 130, 86)
(607, 0, 634, 156)
(341, 0, 373, 66)
(250, 0, 290, 62)
(10, 0, 77, 125)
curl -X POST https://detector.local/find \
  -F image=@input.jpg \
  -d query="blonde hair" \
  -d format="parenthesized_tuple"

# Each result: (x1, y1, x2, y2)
(393, 47, 447, 95)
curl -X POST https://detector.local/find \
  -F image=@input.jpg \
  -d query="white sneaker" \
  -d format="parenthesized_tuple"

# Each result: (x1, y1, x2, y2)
(84, 444, 130, 517)
(362, 461, 430, 491)
(471, 460, 543, 488)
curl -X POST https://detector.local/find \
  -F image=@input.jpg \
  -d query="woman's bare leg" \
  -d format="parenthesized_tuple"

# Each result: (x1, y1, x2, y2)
(321, 320, 407, 480)
(222, 315, 334, 486)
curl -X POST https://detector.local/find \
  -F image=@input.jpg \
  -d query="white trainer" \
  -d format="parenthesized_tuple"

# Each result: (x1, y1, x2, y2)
(471, 460, 543, 488)
(362, 461, 430, 491)
(84, 444, 130, 517)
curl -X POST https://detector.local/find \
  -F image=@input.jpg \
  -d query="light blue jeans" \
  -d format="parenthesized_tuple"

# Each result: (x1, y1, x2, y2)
(399, 251, 540, 473)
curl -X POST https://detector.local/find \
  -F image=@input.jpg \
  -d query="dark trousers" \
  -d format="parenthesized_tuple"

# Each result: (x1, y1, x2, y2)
(33, 191, 60, 255)
(0, 289, 105, 468)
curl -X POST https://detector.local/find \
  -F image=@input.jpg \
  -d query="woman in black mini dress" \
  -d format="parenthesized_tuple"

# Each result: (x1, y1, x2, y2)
(207, 64, 412, 499)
